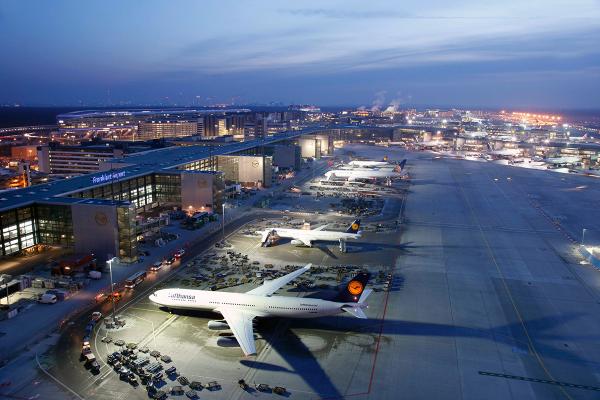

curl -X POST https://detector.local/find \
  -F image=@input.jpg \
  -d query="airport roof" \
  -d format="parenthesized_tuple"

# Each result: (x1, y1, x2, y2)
(0, 126, 330, 212)
(56, 108, 251, 120)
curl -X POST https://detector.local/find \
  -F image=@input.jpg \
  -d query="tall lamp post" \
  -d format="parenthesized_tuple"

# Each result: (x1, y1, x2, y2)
(222, 203, 226, 241)
(107, 257, 117, 322)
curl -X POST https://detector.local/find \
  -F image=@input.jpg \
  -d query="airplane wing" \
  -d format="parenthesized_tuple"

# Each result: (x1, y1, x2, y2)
(313, 224, 329, 231)
(246, 264, 311, 297)
(297, 236, 313, 247)
(216, 307, 257, 356)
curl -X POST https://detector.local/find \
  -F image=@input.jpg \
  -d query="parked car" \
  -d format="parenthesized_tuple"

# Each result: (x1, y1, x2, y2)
(39, 293, 57, 304)
(90, 360, 100, 372)
(149, 261, 163, 272)
(174, 249, 185, 258)
(164, 256, 176, 265)
(91, 311, 102, 321)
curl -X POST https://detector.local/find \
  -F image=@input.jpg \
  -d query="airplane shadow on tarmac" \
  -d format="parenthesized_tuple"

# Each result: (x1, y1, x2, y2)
(164, 300, 598, 395)
(351, 241, 418, 254)
(288, 312, 599, 368)
(160, 307, 348, 397)
(251, 320, 344, 398)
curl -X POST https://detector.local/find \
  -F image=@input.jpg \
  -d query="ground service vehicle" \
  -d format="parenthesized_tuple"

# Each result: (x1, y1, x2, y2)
(125, 270, 147, 288)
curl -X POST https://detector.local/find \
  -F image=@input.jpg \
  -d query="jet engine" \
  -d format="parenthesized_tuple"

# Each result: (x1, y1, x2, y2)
(291, 239, 304, 246)
(207, 320, 230, 330)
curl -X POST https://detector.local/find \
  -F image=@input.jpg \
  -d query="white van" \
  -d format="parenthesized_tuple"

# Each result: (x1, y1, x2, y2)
(88, 270, 102, 280)
(39, 293, 57, 304)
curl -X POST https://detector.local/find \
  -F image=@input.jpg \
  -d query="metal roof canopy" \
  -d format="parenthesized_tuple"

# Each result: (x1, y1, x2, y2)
(0, 126, 329, 212)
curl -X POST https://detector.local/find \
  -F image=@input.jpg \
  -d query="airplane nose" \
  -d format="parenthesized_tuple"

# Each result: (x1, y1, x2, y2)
(149, 292, 160, 304)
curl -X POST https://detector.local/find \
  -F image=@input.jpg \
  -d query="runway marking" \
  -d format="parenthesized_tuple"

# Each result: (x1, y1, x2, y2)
(35, 351, 85, 400)
(408, 220, 557, 234)
(453, 165, 575, 400)
(479, 371, 600, 392)
(366, 275, 392, 393)
(127, 307, 164, 313)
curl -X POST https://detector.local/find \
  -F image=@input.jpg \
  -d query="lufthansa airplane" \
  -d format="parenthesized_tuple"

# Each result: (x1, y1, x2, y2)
(347, 160, 394, 168)
(149, 265, 372, 356)
(256, 219, 362, 247)
(325, 160, 407, 181)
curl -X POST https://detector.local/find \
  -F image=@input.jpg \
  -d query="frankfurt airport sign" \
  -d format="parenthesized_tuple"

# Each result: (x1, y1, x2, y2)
(92, 171, 126, 185)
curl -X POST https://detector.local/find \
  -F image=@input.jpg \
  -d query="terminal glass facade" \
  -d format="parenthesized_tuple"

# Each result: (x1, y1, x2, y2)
(117, 204, 137, 262)
(178, 156, 216, 172)
(1, 159, 221, 259)
(70, 175, 156, 213)
(0, 206, 36, 256)
(154, 173, 182, 204)
(212, 173, 225, 213)
(0, 204, 74, 257)
(35, 204, 74, 247)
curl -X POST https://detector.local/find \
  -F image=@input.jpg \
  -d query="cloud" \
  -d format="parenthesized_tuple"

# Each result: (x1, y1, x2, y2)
(285, 9, 405, 19)
(169, 1, 600, 77)
(282, 8, 529, 20)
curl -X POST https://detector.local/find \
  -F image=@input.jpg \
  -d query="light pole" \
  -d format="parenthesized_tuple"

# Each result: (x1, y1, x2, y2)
(582, 228, 587, 247)
(222, 203, 225, 241)
(4, 282, 9, 309)
(107, 257, 117, 322)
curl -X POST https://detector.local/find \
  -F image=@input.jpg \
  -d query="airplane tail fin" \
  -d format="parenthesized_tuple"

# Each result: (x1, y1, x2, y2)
(399, 159, 407, 170)
(346, 219, 361, 233)
(341, 288, 372, 318)
(358, 288, 373, 304)
(335, 272, 371, 303)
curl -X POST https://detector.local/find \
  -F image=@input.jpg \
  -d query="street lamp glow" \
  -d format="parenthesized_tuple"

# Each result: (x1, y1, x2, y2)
(107, 257, 118, 322)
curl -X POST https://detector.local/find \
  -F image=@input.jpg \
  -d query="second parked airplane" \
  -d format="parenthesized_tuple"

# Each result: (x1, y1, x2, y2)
(256, 219, 362, 247)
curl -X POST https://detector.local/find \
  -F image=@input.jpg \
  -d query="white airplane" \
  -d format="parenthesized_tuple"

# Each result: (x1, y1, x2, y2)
(545, 156, 581, 165)
(340, 165, 396, 172)
(346, 159, 406, 169)
(324, 163, 406, 182)
(256, 219, 362, 247)
(347, 160, 392, 168)
(149, 265, 372, 356)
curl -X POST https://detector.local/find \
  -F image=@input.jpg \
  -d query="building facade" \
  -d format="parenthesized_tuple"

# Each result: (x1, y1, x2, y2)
(37, 145, 124, 175)
(137, 120, 197, 140)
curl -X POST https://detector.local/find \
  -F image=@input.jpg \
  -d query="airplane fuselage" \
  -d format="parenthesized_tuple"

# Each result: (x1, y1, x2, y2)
(325, 169, 404, 180)
(269, 228, 360, 244)
(149, 289, 349, 318)
(339, 166, 397, 171)
(347, 161, 392, 168)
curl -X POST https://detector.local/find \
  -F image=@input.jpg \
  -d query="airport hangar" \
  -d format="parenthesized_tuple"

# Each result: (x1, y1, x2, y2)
(0, 126, 387, 265)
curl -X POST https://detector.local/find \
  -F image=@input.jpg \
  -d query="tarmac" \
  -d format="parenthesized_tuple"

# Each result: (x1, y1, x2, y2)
(4, 144, 600, 399)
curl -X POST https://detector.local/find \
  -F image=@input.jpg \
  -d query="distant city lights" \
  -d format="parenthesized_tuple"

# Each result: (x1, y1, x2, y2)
(510, 112, 561, 121)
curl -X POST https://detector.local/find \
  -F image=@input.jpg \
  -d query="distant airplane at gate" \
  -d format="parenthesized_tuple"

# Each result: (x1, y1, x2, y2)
(256, 219, 362, 247)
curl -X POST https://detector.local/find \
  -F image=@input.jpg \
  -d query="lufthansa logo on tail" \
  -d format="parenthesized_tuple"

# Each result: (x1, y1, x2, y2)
(351, 223, 359, 231)
(347, 280, 364, 295)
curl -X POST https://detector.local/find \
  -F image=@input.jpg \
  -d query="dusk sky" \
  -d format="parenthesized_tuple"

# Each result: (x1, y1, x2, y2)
(1, 0, 599, 109)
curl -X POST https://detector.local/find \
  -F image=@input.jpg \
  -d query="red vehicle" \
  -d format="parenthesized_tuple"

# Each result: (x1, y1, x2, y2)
(52, 254, 97, 276)
(174, 249, 185, 259)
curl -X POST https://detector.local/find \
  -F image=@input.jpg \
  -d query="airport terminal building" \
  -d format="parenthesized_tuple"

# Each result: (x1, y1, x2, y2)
(0, 128, 333, 263)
